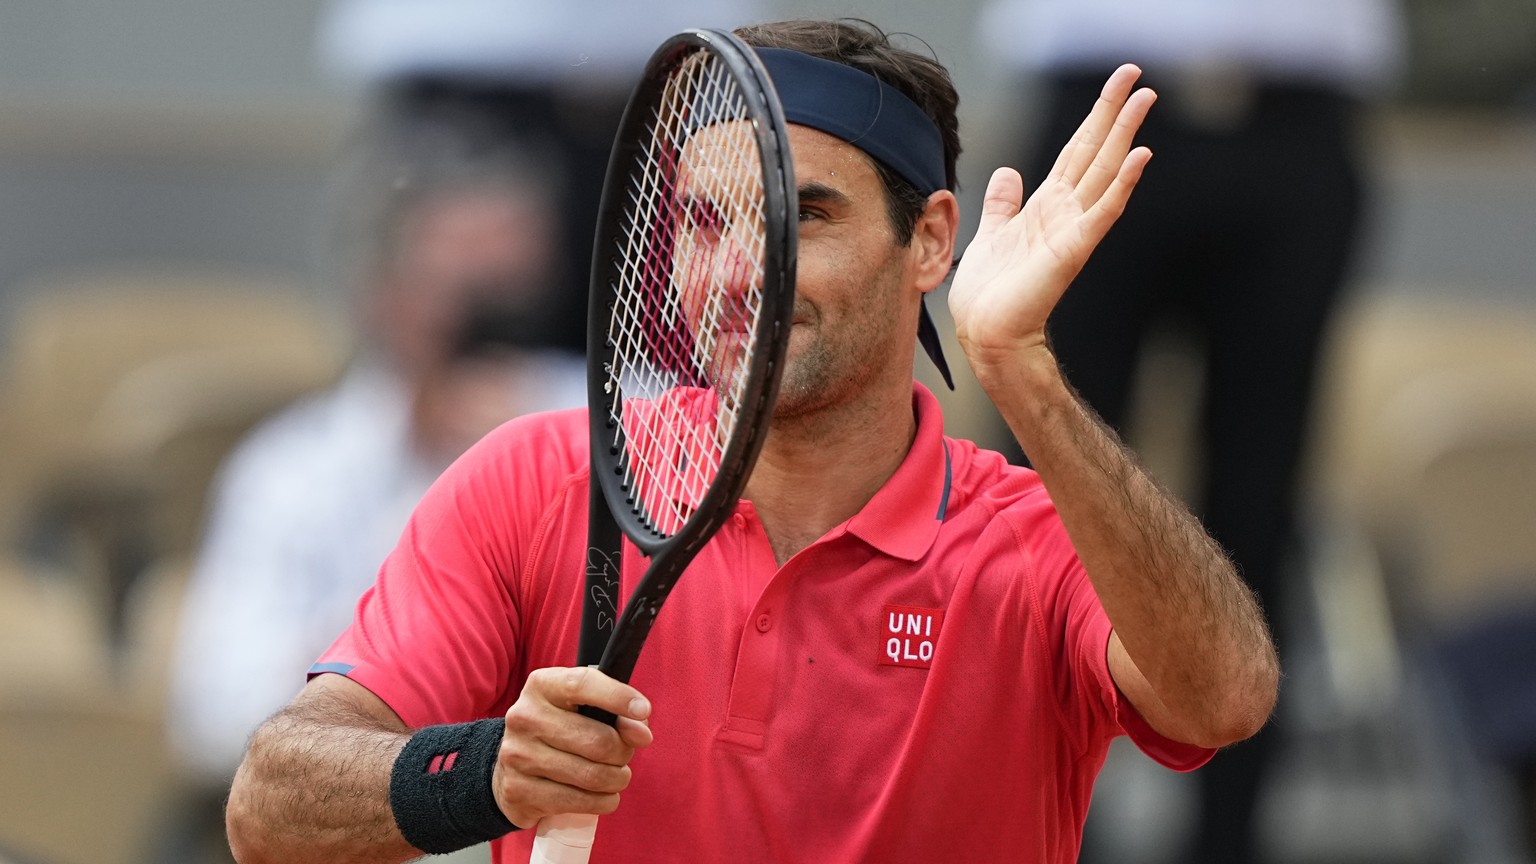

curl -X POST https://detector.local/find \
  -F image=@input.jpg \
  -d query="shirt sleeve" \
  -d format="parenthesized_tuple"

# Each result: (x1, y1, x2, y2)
(311, 411, 583, 729)
(1080, 610, 1215, 772)
(1014, 490, 1215, 772)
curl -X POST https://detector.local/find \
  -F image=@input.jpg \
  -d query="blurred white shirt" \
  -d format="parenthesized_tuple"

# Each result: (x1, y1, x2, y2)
(979, 0, 1405, 94)
(167, 356, 584, 783)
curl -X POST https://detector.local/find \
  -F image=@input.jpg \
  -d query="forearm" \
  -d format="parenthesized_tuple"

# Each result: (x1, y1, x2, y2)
(226, 701, 419, 864)
(976, 345, 1278, 745)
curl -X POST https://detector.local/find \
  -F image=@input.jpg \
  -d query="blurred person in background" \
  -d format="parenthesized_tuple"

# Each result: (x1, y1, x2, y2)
(161, 108, 586, 863)
(316, 0, 764, 356)
(975, 1, 1404, 862)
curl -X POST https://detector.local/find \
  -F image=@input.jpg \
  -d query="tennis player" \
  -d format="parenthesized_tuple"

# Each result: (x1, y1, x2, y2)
(226, 19, 1278, 864)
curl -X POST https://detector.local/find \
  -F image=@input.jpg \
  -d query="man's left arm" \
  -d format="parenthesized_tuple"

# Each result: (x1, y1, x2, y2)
(948, 65, 1278, 748)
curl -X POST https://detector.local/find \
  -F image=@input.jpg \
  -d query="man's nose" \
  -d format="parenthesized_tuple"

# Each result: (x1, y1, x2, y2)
(680, 223, 758, 308)
(710, 232, 757, 302)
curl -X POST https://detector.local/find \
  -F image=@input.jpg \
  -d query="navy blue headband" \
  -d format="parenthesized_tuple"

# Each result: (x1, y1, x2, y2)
(754, 47, 948, 197)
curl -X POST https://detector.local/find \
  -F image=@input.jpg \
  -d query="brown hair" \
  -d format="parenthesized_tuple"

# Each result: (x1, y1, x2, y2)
(734, 19, 962, 244)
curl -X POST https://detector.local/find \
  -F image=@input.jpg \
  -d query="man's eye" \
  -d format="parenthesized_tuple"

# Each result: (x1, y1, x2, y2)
(685, 200, 723, 234)
(797, 207, 822, 223)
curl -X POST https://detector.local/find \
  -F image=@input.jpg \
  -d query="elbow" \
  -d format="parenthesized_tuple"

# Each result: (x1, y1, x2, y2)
(1195, 653, 1281, 749)
(1202, 697, 1275, 750)
(225, 729, 288, 864)
(225, 760, 273, 864)
(225, 770, 259, 863)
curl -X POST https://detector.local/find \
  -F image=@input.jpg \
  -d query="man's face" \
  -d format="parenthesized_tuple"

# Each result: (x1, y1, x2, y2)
(674, 120, 766, 394)
(772, 124, 918, 417)
(670, 122, 927, 414)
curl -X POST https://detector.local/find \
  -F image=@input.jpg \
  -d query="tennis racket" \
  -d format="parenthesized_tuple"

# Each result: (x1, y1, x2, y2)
(530, 28, 796, 864)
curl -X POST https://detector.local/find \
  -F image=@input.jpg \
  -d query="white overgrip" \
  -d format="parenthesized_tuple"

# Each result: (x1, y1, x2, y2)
(530, 812, 599, 864)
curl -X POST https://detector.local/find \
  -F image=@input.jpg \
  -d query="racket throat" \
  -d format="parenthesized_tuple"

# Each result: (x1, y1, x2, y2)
(597, 546, 692, 683)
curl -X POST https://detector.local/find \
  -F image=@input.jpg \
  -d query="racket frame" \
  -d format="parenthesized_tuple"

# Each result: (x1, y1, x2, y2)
(579, 27, 797, 682)
(535, 28, 796, 864)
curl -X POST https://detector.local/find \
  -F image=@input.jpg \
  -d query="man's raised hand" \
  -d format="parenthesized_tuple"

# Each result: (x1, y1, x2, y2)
(950, 64, 1156, 371)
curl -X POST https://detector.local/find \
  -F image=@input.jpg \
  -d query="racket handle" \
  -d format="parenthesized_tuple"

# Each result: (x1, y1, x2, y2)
(530, 812, 598, 864)
(529, 674, 611, 860)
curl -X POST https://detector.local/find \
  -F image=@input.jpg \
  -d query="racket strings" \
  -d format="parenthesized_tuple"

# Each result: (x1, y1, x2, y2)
(604, 48, 770, 537)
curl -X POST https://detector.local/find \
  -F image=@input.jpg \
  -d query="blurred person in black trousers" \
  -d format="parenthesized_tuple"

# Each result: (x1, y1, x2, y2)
(977, 1, 1404, 861)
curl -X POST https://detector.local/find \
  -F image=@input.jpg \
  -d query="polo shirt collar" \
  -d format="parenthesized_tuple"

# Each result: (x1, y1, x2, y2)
(844, 382, 952, 561)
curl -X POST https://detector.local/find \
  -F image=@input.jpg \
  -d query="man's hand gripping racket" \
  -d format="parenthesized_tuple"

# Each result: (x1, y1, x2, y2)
(528, 28, 797, 864)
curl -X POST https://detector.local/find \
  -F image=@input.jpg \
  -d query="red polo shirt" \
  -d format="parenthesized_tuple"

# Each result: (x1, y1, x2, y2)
(314, 383, 1212, 863)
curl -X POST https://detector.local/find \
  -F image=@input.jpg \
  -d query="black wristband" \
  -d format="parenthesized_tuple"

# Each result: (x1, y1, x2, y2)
(389, 717, 521, 853)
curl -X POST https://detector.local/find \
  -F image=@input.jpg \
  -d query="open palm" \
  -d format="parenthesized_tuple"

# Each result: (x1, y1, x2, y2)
(950, 65, 1156, 366)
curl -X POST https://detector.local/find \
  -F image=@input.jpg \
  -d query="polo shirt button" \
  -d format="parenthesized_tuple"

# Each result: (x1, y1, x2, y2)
(755, 612, 771, 632)
(732, 513, 746, 528)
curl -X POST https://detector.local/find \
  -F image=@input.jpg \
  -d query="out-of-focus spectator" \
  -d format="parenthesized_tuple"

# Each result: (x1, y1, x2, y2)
(316, 0, 765, 356)
(160, 109, 586, 863)
(976, 2, 1404, 862)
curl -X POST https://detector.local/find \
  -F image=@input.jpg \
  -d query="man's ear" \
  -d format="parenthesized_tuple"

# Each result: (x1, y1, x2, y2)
(910, 190, 960, 294)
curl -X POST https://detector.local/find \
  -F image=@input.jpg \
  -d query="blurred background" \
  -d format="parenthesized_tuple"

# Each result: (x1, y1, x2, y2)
(0, 1, 1532, 863)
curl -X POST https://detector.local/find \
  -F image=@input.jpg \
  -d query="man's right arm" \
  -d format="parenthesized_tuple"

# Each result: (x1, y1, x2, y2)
(225, 673, 418, 864)
(226, 669, 654, 864)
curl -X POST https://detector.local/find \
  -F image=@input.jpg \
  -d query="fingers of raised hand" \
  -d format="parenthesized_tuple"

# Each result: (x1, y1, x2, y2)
(1076, 87, 1156, 207)
(1048, 64, 1147, 189)
(1081, 146, 1153, 245)
(975, 167, 1026, 236)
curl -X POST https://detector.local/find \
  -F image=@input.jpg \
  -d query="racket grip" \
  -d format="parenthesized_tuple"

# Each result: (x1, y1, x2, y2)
(530, 813, 598, 864)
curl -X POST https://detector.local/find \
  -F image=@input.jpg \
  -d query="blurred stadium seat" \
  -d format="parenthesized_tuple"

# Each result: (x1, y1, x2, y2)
(0, 264, 347, 864)
(0, 687, 174, 864)
(1292, 288, 1536, 861)
(0, 264, 347, 651)
(0, 557, 110, 695)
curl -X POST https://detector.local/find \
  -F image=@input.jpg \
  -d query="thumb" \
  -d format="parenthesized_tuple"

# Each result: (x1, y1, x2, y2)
(975, 167, 1025, 238)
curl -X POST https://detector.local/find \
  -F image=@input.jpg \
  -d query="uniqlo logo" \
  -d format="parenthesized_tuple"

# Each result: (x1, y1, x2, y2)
(880, 604, 945, 669)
